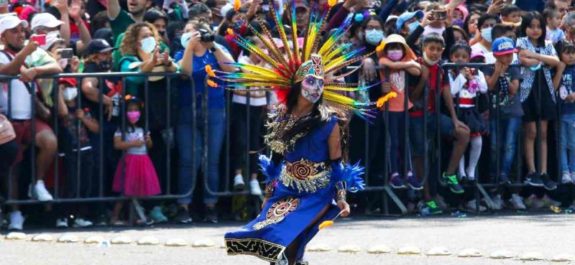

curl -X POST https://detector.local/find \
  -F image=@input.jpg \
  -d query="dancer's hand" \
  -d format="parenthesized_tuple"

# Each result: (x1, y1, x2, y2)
(337, 200, 350, 217)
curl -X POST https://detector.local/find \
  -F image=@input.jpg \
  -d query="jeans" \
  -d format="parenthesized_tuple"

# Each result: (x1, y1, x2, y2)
(387, 111, 412, 174)
(560, 114, 575, 173)
(489, 117, 521, 178)
(177, 106, 225, 205)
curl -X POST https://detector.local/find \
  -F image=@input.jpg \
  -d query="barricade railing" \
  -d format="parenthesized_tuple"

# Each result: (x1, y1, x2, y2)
(0, 63, 566, 216)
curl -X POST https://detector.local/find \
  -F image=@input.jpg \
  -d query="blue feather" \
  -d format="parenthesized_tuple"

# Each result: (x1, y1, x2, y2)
(331, 161, 365, 192)
(259, 155, 283, 184)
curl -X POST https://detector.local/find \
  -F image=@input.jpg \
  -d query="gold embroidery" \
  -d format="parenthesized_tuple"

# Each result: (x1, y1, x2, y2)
(280, 159, 330, 193)
(253, 197, 299, 230)
(225, 237, 286, 262)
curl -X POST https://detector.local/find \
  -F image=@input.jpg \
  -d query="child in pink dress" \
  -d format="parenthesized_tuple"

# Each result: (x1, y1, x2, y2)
(111, 96, 163, 225)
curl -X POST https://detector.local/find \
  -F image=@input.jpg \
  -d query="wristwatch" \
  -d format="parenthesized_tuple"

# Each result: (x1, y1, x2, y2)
(210, 46, 217, 52)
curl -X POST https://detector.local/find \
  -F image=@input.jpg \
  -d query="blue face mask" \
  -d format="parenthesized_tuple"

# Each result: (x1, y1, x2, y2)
(407, 21, 419, 34)
(365, 29, 384, 45)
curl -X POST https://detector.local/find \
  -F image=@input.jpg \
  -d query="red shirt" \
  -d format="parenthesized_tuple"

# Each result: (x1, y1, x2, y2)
(410, 58, 449, 117)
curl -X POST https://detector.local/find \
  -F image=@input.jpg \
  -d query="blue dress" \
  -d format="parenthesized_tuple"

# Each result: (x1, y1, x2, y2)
(225, 115, 364, 263)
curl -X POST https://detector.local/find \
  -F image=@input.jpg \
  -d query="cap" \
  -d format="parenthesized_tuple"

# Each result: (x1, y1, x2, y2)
(396, 10, 423, 32)
(0, 15, 28, 35)
(86, 39, 115, 55)
(31, 12, 62, 30)
(492, 37, 517, 56)
(93, 28, 114, 47)
(59, 77, 77, 87)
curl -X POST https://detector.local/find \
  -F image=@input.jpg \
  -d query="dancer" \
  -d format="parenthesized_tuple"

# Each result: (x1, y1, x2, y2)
(208, 2, 384, 264)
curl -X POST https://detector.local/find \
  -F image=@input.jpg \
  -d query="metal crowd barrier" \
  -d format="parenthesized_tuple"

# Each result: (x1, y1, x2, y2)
(0, 63, 567, 216)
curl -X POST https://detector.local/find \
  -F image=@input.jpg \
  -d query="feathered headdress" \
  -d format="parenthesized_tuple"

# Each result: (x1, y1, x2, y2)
(206, 0, 394, 119)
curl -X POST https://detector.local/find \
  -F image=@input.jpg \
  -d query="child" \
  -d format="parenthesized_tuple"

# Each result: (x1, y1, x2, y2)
(485, 37, 526, 210)
(517, 11, 560, 191)
(544, 8, 565, 44)
(500, 5, 522, 27)
(376, 34, 422, 190)
(410, 33, 470, 214)
(57, 78, 99, 228)
(553, 41, 575, 184)
(111, 96, 166, 225)
(448, 44, 488, 182)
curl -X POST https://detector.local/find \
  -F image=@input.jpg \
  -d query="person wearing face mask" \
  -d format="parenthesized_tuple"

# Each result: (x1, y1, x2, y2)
(30, 12, 67, 46)
(376, 34, 422, 191)
(119, 22, 178, 209)
(55, 77, 99, 228)
(409, 34, 471, 215)
(175, 20, 236, 224)
(471, 14, 499, 64)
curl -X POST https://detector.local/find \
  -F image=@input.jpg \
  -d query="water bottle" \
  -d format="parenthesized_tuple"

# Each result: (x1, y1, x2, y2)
(112, 94, 120, 117)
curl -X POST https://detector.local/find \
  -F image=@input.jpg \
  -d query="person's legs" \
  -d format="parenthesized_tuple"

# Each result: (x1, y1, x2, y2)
(566, 118, 575, 174)
(176, 106, 200, 212)
(231, 103, 247, 187)
(539, 121, 549, 174)
(560, 120, 570, 175)
(204, 108, 226, 214)
(35, 126, 57, 182)
(387, 112, 401, 175)
(501, 117, 521, 178)
(466, 136, 482, 180)
(440, 115, 470, 175)
(523, 122, 537, 174)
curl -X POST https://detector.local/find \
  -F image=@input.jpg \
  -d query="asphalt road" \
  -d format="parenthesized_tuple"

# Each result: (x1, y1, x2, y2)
(2, 214, 574, 265)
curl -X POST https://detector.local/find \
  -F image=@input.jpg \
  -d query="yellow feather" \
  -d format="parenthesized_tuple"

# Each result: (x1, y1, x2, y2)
(376, 92, 398, 109)
(318, 220, 334, 230)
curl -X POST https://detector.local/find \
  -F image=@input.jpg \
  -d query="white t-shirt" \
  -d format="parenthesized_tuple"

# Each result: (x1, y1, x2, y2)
(471, 43, 496, 64)
(0, 52, 32, 120)
(0, 47, 55, 119)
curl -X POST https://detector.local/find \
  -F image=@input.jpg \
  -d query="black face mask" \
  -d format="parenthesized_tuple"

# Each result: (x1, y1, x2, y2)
(159, 30, 166, 37)
(98, 60, 112, 71)
(6, 43, 22, 52)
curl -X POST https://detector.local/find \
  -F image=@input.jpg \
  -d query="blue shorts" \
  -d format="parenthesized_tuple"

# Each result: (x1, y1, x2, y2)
(409, 113, 455, 157)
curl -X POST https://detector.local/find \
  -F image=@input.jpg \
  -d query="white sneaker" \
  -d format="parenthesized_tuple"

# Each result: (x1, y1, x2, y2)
(562, 172, 572, 184)
(509, 194, 526, 210)
(250, 179, 263, 195)
(73, 218, 93, 228)
(31, 180, 54, 201)
(465, 199, 486, 212)
(56, 218, 68, 228)
(489, 195, 504, 210)
(233, 174, 245, 190)
(8, 211, 24, 231)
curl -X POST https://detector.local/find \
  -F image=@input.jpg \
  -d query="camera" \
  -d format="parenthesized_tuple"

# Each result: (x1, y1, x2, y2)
(199, 28, 215, 42)
(432, 10, 447, 21)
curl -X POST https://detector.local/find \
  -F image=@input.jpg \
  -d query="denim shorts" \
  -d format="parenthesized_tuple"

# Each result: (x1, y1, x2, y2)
(409, 113, 454, 157)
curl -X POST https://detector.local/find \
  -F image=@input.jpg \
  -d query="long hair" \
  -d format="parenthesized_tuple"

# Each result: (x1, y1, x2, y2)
(281, 83, 324, 143)
(120, 22, 161, 56)
(519, 11, 547, 47)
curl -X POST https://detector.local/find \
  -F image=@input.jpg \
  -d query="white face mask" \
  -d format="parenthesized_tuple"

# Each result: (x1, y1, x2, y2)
(140, 36, 157, 54)
(180, 32, 193, 48)
(63, 87, 78, 101)
(423, 53, 440, 65)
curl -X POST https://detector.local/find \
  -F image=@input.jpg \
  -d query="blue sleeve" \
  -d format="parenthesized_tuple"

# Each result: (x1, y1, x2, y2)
(377, 0, 399, 22)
